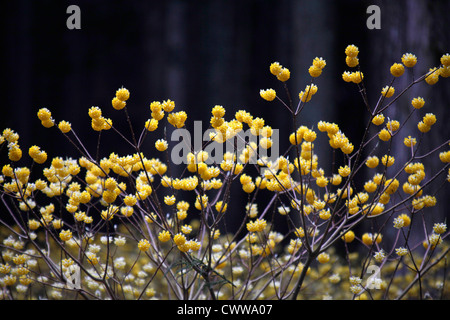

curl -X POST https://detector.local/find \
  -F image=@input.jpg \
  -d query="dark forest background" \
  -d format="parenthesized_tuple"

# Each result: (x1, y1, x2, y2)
(1, 0, 449, 240)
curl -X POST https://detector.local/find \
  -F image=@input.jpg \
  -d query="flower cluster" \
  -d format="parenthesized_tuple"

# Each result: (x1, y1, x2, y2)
(0, 46, 449, 301)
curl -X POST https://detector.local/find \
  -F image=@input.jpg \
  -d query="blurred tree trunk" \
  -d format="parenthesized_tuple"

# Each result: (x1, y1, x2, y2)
(366, 0, 450, 243)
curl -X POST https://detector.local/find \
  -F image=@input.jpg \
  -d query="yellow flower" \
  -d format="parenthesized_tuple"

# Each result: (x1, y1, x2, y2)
(138, 239, 151, 252)
(417, 121, 431, 133)
(440, 53, 450, 67)
(423, 113, 436, 126)
(342, 71, 352, 82)
(439, 65, 450, 78)
(112, 97, 126, 110)
(8, 144, 22, 162)
(390, 63, 405, 77)
(308, 65, 322, 77)
(397, 213, 411, 227)
(433, 223, 447, 234)
(401, 53, 417, 68)
(164, 195, 176, 205)
(145, 118, 158, 131)
(411, 97, 425, 109)
(59, 229, 72, 242)
(372, 114, 385, 126)
(37, 108, 52, 121)
(341, 230, 355, 243)
(155, 139, 168, 151)
(386, 120, 400, 132)
(425, 67, 439, 85)
(338, 165, 351, 177)
(317, 252, 330, 263)
(246, 219, 267, 233)
(173, 233, 186, 246)
(404, 136, 417, 148)
(345, 44, 359, 58)
(115, 87, 130, 101)
(346, 56, 359, 68)
(381, 154, 395, 167)
(215, 201, 227, 213)
(350, 71, 364, 84)
(381, 86, 395, 98)
(88, 106, 102, 119)
(299, 84, 318, 102)
(158, 230, 171, 242)
(167, 111, 187, 128)
(41, 119, 55, 128)
(378, 129, 391, 141)
(303, 129, 317, 142)
(58, 121, 72, 133)
(312, 57, 326, 69)
(277, 67, 290, 82)
(260, 89, 276, 101)
(365, 156, 379, 168)
(162, 99, 175, 112)
(269, 62, 282, 76)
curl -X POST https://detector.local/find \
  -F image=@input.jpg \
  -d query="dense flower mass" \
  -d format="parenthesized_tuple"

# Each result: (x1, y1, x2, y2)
(0, 46, 449, 301)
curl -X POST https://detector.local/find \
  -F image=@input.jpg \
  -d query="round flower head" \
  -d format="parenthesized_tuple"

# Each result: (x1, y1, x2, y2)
(277, 67, 290, 82)
(173, 233, 186, 246)
(158, 230, 171, 242)
(441, 53, 450, 67)
(417, 121, 431, 133)
(145, 118, 158, 131)
(433, 223, 447, 234)
(365, 156, 379, 168)
(37, 108, 52, 121)
(425, 68, 439, 85)
(138, 239, 151, 252)
(88, 106, 102, 119)
(390, 63, 405, 77)
(372, 114, 385, 126)
(378, 129, 391, 141)
(345, 44, 359, 58)
(162, 99, 175, 112)
(346, 56, 359, 68)
(260, 89, 276, 101)
(115, 87, 130, 101)
(317, 252, 330, 264)
(164, 195, 176, 206)
(112, 97, 126, 110)
(411, 97, 425, 109)
(59, 229, 72, 242)
(351, 71, 364, 84)
(381, 154, 395, 167)
(404, 136, 417, 148)
(423, 113, 436, 127)
(312, 57, 326, 69)
(381, 86, 395, 98)
(58, 120, 72, 133)
(401, 53, 417, 68)
(269, 62, 282, 76)
(338, 165, 351, 177)
(439, 65, 450, 78)
(308, 65, 322, 78)
(155, 139, 168, 151)
(342, 71, 352, 82)
(341, 230, 355, 243)
(211, 105, 226, 118)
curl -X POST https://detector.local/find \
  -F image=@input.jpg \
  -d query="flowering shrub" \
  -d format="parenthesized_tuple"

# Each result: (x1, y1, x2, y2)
(0, 46, 449, 300)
